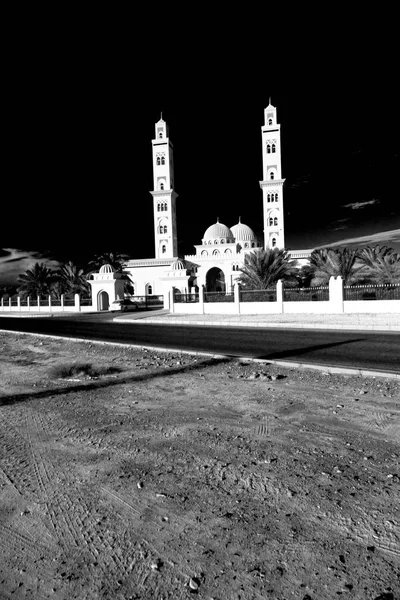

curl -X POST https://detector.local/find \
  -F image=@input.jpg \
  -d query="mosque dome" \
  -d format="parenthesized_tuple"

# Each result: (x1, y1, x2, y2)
(171, 258, 186, 271)
(203, 220, 235, 244)
(230, 219, 257, 243)
(99, 264, 115, 274)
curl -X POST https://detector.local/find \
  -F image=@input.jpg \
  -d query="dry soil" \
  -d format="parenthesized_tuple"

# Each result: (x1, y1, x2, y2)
(0, 331, 399, 600)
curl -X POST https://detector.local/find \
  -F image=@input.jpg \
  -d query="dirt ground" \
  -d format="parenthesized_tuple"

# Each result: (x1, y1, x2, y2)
(0, 331, 399, 600)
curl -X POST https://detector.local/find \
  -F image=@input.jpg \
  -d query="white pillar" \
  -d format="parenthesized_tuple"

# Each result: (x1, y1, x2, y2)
(199, 285, 205, 315)
(276, 279, 284, 313)
(75, 294, 80, 312)
(17, 297, 21, 311)
(61, 294, 64, 310)
(234, 283, 240, 314)
(163, 290, 170, 310)
(329, 276, 344, 313)
(171, 287, 176, 313)
(48, 295, 52, 311)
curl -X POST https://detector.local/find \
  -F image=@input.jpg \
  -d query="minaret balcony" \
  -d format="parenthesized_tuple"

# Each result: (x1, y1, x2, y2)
(260, 178, 285, 188)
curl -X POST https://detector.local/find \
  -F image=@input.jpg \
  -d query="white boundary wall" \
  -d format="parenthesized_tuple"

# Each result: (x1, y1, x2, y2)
(171, 279, 400, 315)
(0, 295, 94, 313)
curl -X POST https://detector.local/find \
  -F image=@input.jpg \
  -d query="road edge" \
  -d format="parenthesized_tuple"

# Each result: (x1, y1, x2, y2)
(1, 328, 399, 381)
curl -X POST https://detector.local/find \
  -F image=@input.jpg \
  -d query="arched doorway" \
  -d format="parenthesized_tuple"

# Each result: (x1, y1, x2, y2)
(206, 267, 226, 292)
(98, 290, 109, 311)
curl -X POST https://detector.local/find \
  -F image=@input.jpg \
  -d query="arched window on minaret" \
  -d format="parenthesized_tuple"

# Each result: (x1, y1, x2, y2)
(157, 156, 161, 166)
(160, 182, 164, 190)
(157, 203, 161, 211)
(161, 156, 165, 165)
(272, 144, 276, 153)
(164, 225, 168, 233)
(162, 245, 166, 253)
(272, 237, 277, 247)
(270, 172, 275, 180)
(274, 217, 278, 226)
(269, 217, 273, 226)
(164, 202, 168, 210)
(269, 118, 273, 125)
(267, 144, 271, 154)
(159, 132, 163, 139)
(267, 194, 270, 202)
(275, 193, 278, 202)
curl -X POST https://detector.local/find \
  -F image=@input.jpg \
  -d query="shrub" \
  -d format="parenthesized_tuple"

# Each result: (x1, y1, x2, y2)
(49, 362, 121, 379)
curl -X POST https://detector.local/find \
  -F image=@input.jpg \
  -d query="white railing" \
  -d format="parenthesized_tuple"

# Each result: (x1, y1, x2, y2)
(0, 294, 94, 313)
(169, 278, 400, 315)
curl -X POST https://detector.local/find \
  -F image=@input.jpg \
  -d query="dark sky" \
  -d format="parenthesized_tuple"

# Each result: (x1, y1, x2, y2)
(2, 17, 399, 276)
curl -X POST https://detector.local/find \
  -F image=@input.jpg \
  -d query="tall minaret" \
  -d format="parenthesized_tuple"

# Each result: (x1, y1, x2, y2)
(260, 100, 285, 249)
(150, 115, 178, 258)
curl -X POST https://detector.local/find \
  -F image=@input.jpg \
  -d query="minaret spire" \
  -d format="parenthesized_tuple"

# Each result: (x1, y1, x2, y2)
(150, 116, 178, 258)
(260, 103, 285, 249)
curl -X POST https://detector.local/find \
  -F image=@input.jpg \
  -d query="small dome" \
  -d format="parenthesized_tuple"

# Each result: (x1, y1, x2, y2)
(231, 220, 257, 242)
(171, 259, 186, 271)
(203, 220, 234, 243)
(99, 264, 115, 274)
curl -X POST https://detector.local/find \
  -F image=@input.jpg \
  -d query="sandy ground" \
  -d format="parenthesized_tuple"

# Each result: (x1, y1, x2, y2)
(0, 331, 399, 600)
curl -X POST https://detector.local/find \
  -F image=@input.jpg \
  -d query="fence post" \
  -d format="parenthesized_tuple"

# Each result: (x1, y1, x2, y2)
(276, 280, 284, 313)
(9, 297, 12, 309)
(199, 285, 205, 315)
(170, 287, 176, 313)
(234, 283, 241, 314)
(329, 276, 344, 313)
(37, 296, 40, 311)
(75, 294, 80, 312)
(48, 295, 52, 311)
(61, 294, 64, 311)
(17, 296, 21, 311)
(27, 296, 30, 310)
(1, 297, 3, 310)
(163, 289, 170, 310)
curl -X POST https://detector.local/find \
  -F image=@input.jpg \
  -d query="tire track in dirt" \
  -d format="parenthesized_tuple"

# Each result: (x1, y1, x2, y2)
(335, 512, 400, 558)
(0, 414, 44, 502)
(0, 521, 56, 599)
(28, 410, 140, 588)
(362, 409, 400, 438)
(100, 485, 267, 600)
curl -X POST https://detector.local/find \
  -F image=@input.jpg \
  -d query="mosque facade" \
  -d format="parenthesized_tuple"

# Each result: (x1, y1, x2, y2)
(122, 102, 311, 301)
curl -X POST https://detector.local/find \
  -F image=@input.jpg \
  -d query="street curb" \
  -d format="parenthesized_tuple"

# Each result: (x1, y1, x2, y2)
(114, 317, 400, 332)
(1, 328, 399, 380)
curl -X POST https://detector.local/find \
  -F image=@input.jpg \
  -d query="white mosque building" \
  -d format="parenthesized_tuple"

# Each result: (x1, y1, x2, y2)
(93, 102, 312, 310)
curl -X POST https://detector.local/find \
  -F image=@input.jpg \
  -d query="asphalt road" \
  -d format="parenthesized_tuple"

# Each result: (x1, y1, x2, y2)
(1, 314, 399, 374)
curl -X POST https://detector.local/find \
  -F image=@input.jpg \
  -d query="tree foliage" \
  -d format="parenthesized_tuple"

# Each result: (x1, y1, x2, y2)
(17, 263, 57, 298)
(56, 261, 90, 298)
(237, 248, 298, 290)
(357, 245, 400, 284)
(87, 251, 126, 273)
(309, 247, 362, 286)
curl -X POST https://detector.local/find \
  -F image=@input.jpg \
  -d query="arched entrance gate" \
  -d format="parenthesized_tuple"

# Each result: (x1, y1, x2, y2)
(206, 267, 226, 292)
(98, 291, 109, 311)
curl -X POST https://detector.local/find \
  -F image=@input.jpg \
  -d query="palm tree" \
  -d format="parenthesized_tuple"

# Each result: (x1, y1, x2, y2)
(309, 247, 362, 286)
(357, 245, 400, 284)
(87, 251, 126, 273)
(237, 248, 298, 289)
(17, 262, 57, 299)
(56, 261, 91, 299)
